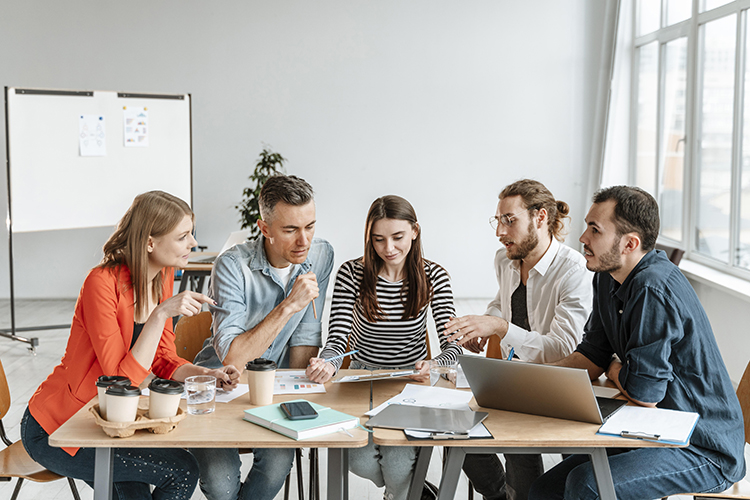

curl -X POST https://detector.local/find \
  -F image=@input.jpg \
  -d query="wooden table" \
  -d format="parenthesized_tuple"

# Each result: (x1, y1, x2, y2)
(49, 371, 375, 500)
(369, 381, 676, 500)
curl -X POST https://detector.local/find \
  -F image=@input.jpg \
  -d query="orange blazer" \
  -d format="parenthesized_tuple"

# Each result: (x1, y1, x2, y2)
(28, 265, 188, 455)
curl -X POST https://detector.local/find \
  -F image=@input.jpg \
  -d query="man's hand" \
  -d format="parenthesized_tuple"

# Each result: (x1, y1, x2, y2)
(209, 365, 241, 391)
(444, 315, 509, 349)
(283, 272, 319, 314)
(305, 357, 336, 384)
(605, 359, 622, 384)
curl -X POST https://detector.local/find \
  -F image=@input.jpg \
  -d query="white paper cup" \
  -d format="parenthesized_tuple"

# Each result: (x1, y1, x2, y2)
(95, 376, 130, 420)
(104, 385, 141, 422)
(245, 358, 277, 406)
(185, 375, 216, 415)
(148, 378, 184, 419)
(429, 360, 458, 388)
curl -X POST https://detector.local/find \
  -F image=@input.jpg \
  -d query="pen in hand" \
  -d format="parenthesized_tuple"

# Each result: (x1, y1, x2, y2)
(310, 349, 359, 366)
(507, 347, 515, 361)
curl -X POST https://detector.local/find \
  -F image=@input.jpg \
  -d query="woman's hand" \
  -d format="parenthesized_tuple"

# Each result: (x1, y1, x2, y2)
(154, 291, 215, 319)
(305, 357, 336, 384)
(408, 360, 431, 383)
(208, 365, 241, 391)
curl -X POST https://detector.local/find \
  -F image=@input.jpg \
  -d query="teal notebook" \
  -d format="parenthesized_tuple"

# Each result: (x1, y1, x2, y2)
(243, 399, 359, 440)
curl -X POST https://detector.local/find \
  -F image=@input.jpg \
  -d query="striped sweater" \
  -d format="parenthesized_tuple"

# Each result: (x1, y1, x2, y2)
(320, 258, 461, 370)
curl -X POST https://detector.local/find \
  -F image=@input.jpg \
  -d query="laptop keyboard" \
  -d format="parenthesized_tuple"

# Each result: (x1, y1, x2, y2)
(596, 397, 627, 422)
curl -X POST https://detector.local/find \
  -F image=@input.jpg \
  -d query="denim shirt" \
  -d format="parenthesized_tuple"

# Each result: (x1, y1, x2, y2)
(193, 236, 334, 369)
(576, 250, 746, 483)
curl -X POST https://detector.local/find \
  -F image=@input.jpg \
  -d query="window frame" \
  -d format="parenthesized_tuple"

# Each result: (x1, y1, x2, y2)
(630, 0, 750, 280)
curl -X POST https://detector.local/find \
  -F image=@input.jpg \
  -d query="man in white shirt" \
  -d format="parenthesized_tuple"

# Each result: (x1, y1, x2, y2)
(445, 179, 593, 500)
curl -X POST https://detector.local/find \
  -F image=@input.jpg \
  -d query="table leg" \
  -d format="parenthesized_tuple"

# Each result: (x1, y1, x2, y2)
(589, 448, 616, 500)
(437, 447, 465, 500)
(93, 447, 114, 500)
(406, 447, 432, 500)
(178, 273, 189, 293)
(327, 448, 349, 500)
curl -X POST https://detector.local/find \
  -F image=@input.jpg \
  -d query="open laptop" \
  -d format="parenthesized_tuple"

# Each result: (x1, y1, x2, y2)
(458, 354, 626, 424)
(188, 229, 250, 264)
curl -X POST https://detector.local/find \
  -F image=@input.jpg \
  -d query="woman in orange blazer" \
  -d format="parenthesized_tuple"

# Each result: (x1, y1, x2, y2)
(21, 191, 240, 500)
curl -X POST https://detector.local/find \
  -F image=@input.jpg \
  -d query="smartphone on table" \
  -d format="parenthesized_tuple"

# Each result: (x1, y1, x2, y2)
(280, 401, 318, 420)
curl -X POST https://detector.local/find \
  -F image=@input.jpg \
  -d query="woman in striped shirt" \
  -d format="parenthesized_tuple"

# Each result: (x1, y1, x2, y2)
(306, 195, 461, 500)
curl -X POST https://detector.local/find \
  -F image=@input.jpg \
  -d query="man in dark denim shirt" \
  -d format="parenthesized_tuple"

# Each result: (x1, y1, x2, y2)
(530, 186, 746, 500)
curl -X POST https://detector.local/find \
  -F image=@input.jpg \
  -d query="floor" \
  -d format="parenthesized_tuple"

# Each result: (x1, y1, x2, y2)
(0, 298, 696, 500)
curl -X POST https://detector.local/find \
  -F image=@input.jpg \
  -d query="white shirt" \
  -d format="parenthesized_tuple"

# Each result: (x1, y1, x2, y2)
(485, 237, 593, 363)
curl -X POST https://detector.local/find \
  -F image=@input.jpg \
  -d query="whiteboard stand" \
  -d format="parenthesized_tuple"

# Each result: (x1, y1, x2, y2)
(4, 87, 193, 353)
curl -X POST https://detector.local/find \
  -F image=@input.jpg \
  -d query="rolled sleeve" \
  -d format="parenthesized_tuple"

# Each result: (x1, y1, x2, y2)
(209, 252, 250, 362)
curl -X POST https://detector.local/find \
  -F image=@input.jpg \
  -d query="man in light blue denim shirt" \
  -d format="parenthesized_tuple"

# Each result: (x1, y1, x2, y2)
(192, 175, 334, 500)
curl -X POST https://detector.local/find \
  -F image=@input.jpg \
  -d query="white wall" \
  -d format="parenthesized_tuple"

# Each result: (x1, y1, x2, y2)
(0, 0, 608, 300)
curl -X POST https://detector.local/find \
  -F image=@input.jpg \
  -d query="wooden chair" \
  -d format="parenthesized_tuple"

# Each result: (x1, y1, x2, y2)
(655, 242, 685, 266)
(0, 358, 81, 500)
(173, 310, 213, 362)
(660, 359, 750, 499)
(173, 313, 318, 499)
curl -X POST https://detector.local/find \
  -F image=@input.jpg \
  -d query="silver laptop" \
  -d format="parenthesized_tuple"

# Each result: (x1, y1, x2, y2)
(365, 405, 488, 434)
(189, 229, 250, 264)
(458, 354, 626, 424)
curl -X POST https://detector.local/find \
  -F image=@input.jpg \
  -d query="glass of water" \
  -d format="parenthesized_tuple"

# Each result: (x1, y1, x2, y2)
(429, 360, 458, 388)
(185, 375, 216, 415)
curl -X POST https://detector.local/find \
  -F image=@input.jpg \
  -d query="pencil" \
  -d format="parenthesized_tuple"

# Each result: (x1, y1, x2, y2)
(312, 300, 317, 319)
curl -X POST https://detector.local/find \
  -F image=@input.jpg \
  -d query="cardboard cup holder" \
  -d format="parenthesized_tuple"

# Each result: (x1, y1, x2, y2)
(90, 398, 186, 438)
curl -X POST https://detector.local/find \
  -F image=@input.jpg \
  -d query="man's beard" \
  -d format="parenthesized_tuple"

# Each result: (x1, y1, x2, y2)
(506, 220, 539, 261)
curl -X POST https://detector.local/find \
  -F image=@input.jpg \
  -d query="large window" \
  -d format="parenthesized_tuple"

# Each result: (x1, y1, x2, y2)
(632, 0, 750, 277)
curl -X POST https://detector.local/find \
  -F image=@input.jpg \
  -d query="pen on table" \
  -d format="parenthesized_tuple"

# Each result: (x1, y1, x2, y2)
(507, 347, 515, 361)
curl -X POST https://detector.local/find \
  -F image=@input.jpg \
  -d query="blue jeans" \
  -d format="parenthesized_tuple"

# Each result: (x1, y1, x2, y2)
(21, 407, 198, 500)
(189, 447, 294, 500)
(528, 447, 731, 500)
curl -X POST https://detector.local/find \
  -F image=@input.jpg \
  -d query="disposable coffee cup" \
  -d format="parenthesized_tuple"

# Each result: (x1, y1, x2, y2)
(245, 358, 277, 406)
(95, 376, 130, 420)
(104, 384, 141, 423)
(148, 378, 184, 419)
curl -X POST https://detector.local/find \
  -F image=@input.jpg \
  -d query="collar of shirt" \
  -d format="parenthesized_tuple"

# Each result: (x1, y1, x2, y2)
(510, 237, 560, 279)
(610, 249, 659, 302)
(246, 235, 312, 277)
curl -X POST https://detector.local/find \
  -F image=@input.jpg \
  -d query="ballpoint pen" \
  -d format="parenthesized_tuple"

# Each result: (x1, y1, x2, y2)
(321, 349, 359, 364)
(507, 347, 515, 361)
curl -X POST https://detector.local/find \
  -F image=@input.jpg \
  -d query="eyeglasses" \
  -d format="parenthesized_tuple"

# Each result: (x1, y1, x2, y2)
(488, 205, 540, 230)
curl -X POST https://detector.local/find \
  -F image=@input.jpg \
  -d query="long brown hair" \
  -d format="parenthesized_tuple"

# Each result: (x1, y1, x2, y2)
(360, 195, 431, 322)
(100, 191, 193, 320)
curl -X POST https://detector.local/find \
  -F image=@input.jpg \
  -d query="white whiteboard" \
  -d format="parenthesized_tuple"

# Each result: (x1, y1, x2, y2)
(5, 88, 192, 232)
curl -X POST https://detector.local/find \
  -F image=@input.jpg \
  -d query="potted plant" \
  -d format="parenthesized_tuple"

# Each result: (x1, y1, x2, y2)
(236, 147, 286, 240)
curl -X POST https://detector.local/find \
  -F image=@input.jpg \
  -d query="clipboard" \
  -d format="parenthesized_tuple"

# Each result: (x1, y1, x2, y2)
(333, 370, 418, 383)
(596, 406, 699, 445)
(365, 404, 488, 434)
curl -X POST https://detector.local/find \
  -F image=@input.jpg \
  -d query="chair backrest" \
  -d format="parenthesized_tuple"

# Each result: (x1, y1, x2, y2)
(0, 359, 10, 420)
(655, 243, 685, 266)
(736, 359, 750, 445)
(486, 335, 503, 360)
(174, 311, 213, 362)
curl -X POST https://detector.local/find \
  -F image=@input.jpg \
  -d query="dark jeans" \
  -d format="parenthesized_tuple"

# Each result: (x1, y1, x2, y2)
(528, 448, 731, 500)
(21, 407, 199, 500)
(463, 453, 544, 500)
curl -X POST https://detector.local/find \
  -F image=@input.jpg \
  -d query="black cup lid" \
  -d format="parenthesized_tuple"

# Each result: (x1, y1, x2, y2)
(245, 358, 277, 371)
(148, 378, 184, 395)
(96, 375, 131, 388)
(105, 385, 141, 397)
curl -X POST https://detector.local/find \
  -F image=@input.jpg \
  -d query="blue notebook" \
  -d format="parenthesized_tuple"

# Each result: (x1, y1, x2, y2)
(243, 399, 359, 440)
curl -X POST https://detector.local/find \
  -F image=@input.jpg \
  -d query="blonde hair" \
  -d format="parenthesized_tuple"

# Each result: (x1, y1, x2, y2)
(100, 191, 193, 320)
